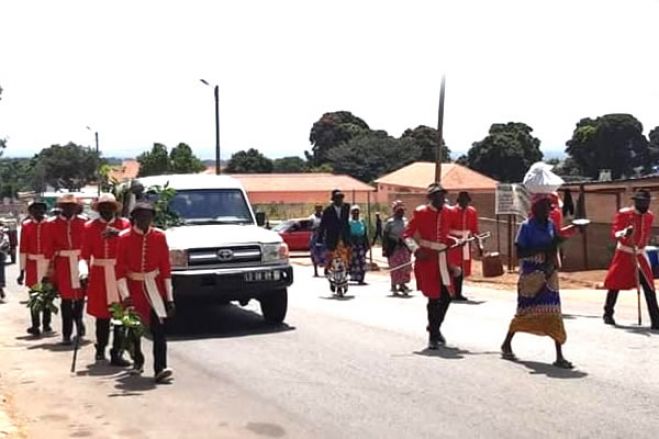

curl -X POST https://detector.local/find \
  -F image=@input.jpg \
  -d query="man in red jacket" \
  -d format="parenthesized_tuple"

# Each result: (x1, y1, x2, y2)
(50, 194, 87, 345)
(81, 193, 131, 365)
(18, 200, 54, 336)
(116, 202, 175, 383)
(448, 191, 481, 301)
(404, 183, 461, 349)
(603, 189, 659, 329)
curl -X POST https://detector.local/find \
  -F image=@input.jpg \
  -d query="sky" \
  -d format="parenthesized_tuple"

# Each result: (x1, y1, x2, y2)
(1, 0, 659, 161)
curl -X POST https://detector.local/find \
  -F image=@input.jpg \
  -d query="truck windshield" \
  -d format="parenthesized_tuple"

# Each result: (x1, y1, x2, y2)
(168, 189, 254, 225)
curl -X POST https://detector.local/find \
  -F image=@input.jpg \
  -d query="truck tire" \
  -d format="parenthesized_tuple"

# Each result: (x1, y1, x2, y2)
(259, 289, 288, 324)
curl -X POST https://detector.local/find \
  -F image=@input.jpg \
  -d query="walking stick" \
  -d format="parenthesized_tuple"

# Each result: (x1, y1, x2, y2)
(632, 243, 643, 326)
(70, 334, 80, 373)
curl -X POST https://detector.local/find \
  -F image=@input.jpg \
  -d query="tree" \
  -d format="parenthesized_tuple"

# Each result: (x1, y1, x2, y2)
(273, 156, 308, 173)
(0, 158, 38, 198)
(137, 143, 170, 177)
(0, 85, 5, 153)
(36, 142, 101, 190)
(648, 126, 659, 170)
(226, 148, 274, 173)
(307, 111, 370, 165)
(401, 125, 451, 162)
(169, 143, 206, 174)
(326, 133, 421, 183)
(565, 114, 649, 180)
(465, 122, 543, 182)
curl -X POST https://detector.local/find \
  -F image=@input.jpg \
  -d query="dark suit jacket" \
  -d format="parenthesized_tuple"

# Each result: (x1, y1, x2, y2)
(318, 204, 351, 251)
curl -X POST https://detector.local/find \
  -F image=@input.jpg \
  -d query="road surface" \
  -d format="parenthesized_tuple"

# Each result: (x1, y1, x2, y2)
(1, 261, 658, 438)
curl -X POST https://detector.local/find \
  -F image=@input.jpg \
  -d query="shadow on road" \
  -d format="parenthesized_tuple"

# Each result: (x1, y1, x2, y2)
(562, 313, 600, 320)
(26, 338, 92, 352)
(76, 361, 125, 378)
(516, 360, 588, 379)
(386, 294, 415, 299)
(413, 346, 471, 360)
(450, 299, 486, 306)
(319, 295, 355, 301)
(617, 324, 658, 337)
(110, 373, 157, 397)
(166, 303, 295, 341)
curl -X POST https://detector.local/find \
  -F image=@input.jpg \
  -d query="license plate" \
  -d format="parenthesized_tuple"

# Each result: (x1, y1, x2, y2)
(244, 270, 281, 282)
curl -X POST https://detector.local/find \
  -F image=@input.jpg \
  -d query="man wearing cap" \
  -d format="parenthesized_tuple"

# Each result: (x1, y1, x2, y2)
(603, 189, 659, 329)
(318, 189, 352, 273)
(448, 191, 482, 301)
(403, 183, 461, 349)
(50, 194, 87, 344)
(80, 193, 131, 365)
(17, 200, 54, 336)
(116, 202, 175, 383)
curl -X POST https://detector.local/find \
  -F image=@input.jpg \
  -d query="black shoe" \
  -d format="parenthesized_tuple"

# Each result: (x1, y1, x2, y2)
(60, 337, 72, 346)
(155, 368, 174, 384)
(110, 350, 132, 367)
(453, 295, 468, 302)
(0, 289, 5, 299)
(95, 345, 106, 361)
(437, 332, 446, 345)
(428, 337, 439, 350)
(43, 326, 54, 335)
(130, 364, 144, 376)
(603, 315, 616, 326)
(26, 327, 41, 337)
(76, 321, 86, 338)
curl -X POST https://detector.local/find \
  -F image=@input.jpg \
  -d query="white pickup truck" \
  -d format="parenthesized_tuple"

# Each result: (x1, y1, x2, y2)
(134, 174, 293, 323)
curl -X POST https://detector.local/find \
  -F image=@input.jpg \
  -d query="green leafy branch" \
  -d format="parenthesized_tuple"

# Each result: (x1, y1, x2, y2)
(147, 183, 182, 229)
(27, 281, 59, 315)
(110, 303, 146, 358)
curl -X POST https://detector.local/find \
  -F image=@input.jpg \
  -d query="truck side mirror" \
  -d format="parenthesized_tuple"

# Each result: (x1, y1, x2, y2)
(255, 211, 267, 227)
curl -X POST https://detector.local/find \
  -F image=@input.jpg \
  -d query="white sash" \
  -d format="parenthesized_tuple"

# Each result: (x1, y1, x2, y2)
(449, 229, 471, 261)
(57, 249, 81, 289)
(92, 258, 119, 304)
(27, 254, 50, 286)
(127, 269, 167, 318)
(418, 239, 451, 287)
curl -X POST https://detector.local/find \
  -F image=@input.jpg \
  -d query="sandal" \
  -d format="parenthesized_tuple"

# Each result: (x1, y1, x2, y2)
(553, 359, 574, 369)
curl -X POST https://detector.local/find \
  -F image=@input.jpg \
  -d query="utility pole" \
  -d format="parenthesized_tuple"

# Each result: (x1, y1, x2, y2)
(201, 79, 221, 175)
(95, 131, 100, 195)
(435, 75, 446, 183)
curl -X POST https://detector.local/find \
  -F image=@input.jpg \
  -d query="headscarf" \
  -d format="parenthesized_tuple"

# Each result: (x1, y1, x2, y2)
(391, 200, 405, 212)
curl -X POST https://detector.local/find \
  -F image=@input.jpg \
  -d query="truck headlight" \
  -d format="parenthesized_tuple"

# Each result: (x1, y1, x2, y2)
(262, 243, 289, 263)
(169, 249, 188, 269)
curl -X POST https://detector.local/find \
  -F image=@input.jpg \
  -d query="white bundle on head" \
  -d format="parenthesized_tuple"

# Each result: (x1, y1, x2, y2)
(522, 162, 564, 194)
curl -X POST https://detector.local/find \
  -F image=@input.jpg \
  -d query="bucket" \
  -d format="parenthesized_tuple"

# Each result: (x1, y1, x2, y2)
(482, 252, 504, 277)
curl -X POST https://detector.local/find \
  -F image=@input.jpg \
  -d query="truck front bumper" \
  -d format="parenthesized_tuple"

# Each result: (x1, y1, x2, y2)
(171, 264, 294, 301)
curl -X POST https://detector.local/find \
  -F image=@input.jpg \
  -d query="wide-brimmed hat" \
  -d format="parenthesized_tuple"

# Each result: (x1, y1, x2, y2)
(56, 193, 80, 205)
(28, 199, 48, 209)
(92, 193, 122, 212)
(331, 189, 345, 200)
(131, 201, 156, 214)
(426, 183, 447, 195)
(631, 189, 653, 201)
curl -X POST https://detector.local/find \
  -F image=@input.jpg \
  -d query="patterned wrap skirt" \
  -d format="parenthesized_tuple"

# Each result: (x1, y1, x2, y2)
(325, 241, 351, 269)
(388, 246, 412, 285)
(310, 232, 327, 266)
(508, 268, 567, 344)
(349, 242, 368, 282)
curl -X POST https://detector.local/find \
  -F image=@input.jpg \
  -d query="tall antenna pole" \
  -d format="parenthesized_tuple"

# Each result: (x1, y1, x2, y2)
(435, 75, 446, 183)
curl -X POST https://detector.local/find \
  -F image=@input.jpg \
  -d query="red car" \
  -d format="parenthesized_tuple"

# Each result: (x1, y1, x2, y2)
(273, 218, 314, 251)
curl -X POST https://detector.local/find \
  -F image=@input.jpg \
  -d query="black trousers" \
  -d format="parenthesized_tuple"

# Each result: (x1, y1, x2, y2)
(60, 299, 85, 339)
(31, 309, 52, 330)
(604, 271, 659, 327)
(454, 274, 464, 298)
(132, 310, 168, 374)
(427, 286, 452, 339)
(95, 318, 123, 353)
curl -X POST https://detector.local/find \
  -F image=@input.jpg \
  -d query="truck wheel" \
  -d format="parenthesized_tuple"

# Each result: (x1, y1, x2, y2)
(260, 289, 288, 324)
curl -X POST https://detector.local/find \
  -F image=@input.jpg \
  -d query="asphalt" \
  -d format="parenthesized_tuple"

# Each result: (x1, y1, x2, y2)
(1, 260, 659, 438)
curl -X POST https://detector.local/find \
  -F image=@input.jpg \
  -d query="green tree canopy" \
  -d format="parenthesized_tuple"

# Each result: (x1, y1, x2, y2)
(307, 111, 370, 165)
(565, 114, 649, 180)
(326, 133, 421, 183)
(226, 148, 274, 173)
(465, 122, 543, 182)
(401, 125, 451, 162)
(169, 143, 206, 174)
(0, 158, 37, 198)
(137, 143, 170, 177)
(273, 156, 308, 173)
(36, 142, 101, 190)
(647, 126, 659, 169)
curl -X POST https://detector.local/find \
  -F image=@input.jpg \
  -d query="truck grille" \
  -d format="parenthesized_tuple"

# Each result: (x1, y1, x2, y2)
(188, 245, 262, 266)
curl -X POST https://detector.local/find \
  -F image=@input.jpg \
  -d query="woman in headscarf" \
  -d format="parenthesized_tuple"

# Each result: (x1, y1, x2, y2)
(383, 200, 412, 295)
(308, 204, 326, 277)
(501, 194, 573, 369)
(348, 205, 369, 285)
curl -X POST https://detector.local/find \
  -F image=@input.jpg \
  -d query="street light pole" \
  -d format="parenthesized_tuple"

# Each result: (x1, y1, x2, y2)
(87, 126, 101, 195)
(201, 79, 221, 175)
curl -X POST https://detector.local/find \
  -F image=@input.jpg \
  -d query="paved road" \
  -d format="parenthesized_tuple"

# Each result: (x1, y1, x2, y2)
(1, 261, 659, 438)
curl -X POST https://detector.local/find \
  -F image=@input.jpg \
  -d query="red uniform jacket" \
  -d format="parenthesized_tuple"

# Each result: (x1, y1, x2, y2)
(403, 204, 457, 298)
(50, 215, 87, 300)
(82, 217, 131, 318)
(604, 207, 655, 291)
(116, 227, 172, 325)
(448, 205, 479, 277)
(19, 218, 54, 288)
